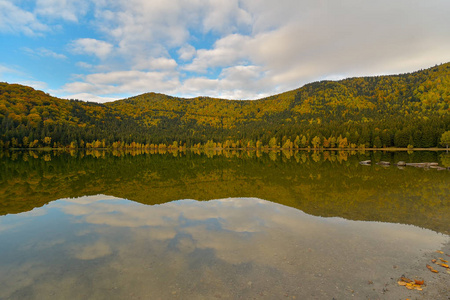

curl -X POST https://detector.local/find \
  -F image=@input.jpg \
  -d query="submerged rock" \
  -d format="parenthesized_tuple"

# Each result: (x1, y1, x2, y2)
(377, 161, 391, 166)
(430, 166, 446, 171)
(359, 160, 371, 165)
(396, 161, 406, 167)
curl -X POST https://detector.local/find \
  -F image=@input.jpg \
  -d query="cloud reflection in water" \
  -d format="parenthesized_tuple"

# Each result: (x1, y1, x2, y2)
(0, 195, 448, 299)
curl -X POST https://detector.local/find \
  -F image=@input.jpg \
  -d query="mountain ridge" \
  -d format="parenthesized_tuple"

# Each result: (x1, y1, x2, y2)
(1, 62, 449, 148)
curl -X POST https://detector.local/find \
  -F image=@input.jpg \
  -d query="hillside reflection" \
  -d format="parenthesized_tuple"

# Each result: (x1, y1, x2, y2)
(0, 150, 449, 234)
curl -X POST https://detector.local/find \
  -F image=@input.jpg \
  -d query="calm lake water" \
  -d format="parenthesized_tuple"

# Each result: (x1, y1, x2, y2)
(1, 150, 449, 299)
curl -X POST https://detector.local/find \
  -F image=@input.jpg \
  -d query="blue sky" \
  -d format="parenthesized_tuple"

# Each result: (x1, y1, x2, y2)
(1, 0, 450, 103)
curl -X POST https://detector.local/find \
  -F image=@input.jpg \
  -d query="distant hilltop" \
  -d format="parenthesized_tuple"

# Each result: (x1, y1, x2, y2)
(0, 62, 449, 149)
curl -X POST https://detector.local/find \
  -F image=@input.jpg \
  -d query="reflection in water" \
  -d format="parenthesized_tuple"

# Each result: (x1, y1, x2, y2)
(1, 150, 449, 299)
(1, 150, 449, 234)
(0, 195, 448, 300)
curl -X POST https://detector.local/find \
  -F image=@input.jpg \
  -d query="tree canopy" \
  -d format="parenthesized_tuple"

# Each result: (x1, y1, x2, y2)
(1, 62, 449, 149)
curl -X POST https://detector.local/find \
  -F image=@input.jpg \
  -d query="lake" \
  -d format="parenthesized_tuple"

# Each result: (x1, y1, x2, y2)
(0, 150, 449, 299)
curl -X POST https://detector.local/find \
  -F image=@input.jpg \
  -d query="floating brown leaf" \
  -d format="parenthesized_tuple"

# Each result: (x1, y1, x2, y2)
(436, 250, 444, 254)
(398, 278, 425, 291)
(401, 277, 413, 283)
(414, 280, 424, 285)
(439, 258, 448, 263)
(405, 283, 423, 291)
(426, 264, 439, 273)
(431, 259, 437, 263)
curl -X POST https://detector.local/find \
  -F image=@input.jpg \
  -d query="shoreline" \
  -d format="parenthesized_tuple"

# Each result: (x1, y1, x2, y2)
(384, 238, 450, 299)
(4, 147, 450, 152)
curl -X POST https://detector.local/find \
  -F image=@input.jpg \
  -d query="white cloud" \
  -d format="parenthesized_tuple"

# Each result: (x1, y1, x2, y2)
(16, 80, 49, 91)
(22, 47, 67, 60)
(0, 0, 49, 35)
(201, 0, 252, 34)
(173, 65, 272, 100)
(39, 48, 67, 60)
(137, 57, 178, 71)
(76, 62, 94, 69)
(69, 38, 114, 60)
(63, 66, 272, 101)
(0, 64, 49, 91)
(177, 77, 219, 97)
(183, 34, 250, 73)
(179, 0, 450, 98)
(88, 0, 256, 70)
(0, 64, 15, 75)
(34, 0, 90, 22)
(62, 92, 117, 103)
(62, 70, 180, 101)
(177, 44, 196, 61)
(11, 0, 447, 101)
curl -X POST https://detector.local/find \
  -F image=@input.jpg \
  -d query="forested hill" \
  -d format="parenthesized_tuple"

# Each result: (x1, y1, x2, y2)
(0, 62, 449, 149)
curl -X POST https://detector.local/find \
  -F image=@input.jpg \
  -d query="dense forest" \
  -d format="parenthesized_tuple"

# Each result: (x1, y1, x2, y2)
(1, 62, 449, 149)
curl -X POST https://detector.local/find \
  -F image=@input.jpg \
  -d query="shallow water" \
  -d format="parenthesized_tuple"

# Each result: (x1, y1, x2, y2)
(0, 150, 449, 299)
(0, 195, 448, 299)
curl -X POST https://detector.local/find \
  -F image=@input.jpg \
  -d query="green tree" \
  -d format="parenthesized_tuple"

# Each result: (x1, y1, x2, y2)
(11, 137, 18, 148)
(440, 131, 450, 152)
(247, 140, 255, 148)
(300, 135, 308, 148)
(43, 136, 52, 146)
(329, 136, 337, 148)
(22, 136, 29, 148)
(373, 136, 382, 148)
(283, 139, 293, 149)
(268, 137, 278, 148)
(311, 136, 321, 149)
(394, 130, 409, 148)
(294, 135, 300, 148)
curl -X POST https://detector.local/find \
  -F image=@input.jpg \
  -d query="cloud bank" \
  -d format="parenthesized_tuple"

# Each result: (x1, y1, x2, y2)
(1, 0, 449, 102)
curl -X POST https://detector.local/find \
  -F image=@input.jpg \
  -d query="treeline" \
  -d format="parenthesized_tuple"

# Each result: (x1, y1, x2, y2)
(0, 109, 448, 149)
(1, 63, 449, 149)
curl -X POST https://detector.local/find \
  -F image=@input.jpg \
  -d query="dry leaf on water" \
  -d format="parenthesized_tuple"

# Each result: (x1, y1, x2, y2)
(405, 283, 423, 291)
(426, 264, 439, 273)
(431, 259, 450, 268)
(397, 277, 424, 291)
(401, 277, 413, 283)
(436, 250, 444, 254)
(439, 258, 448, 263)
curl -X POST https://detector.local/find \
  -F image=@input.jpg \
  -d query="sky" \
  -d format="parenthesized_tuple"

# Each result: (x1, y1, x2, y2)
(1, 0, 450, 103)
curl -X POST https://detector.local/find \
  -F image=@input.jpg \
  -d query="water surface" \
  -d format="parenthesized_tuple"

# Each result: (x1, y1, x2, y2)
(0, 150, 449, 299)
